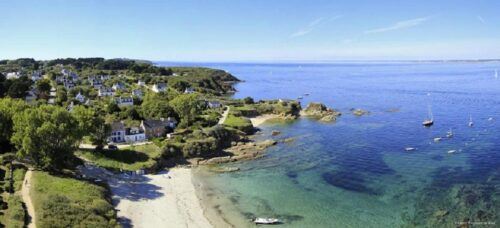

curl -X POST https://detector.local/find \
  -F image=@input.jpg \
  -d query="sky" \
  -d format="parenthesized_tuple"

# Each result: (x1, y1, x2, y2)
(1, 0, 500, 61)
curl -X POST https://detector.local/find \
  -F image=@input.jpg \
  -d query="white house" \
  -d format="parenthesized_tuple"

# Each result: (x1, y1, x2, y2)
(124, 127, 146, 143)
(132, 89, 143, 99)
(207, 100, 222, 108)
(63, 81, 75, 90)
(75, 92, 86, 103)
(152, 83, 167, 93)
(98, 87, 114, 97)
(112, 82, 126, 91)
(184, 87, 195, 94)
(109, 122, 126, 143)
(137, 80, 146, 87)
(31, 71, 43, 82)
(6, 72, 21, 80)
(115, 96, 134, 107)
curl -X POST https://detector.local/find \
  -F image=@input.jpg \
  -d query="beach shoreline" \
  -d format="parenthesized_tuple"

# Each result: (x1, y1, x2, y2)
(250, 114, 280, 126)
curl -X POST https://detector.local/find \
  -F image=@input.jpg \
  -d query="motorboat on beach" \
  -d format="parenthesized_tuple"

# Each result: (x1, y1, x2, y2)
(253, 218, 281, 225)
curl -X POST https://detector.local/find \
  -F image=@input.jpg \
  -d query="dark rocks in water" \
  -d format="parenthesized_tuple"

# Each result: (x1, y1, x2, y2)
(271, 130, 281, 136)
(322, 171, 378, 195)
(431, 155, 444, 161)
(351, 108, 370, 116)
(301, 102, 341, 122)
(286, 171, 298, 179)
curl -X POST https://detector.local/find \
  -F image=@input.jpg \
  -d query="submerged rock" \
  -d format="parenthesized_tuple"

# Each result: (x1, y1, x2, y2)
(271, 130, 281, 136)
(351, 108, 370, 116)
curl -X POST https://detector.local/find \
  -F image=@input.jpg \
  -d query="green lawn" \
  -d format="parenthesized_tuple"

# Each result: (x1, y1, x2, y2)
(223, 114, 254, 134)
(76, 144, 161, 171)
(31, 171, 118, 228)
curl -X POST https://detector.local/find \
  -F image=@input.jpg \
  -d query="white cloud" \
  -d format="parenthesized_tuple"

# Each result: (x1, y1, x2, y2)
(290, 15, 342, 38)
(477, 15, 486, 24)
(364, 16, 431, 34)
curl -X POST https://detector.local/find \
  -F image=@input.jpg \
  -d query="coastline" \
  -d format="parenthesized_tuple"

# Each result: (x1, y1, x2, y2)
(250, 114, 280, 126)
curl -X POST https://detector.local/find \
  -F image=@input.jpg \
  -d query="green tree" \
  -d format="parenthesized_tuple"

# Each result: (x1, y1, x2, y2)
(107, 101, 120, 114)
(11, 105, 82, 170)
(169, 93, 205, 126)
(36, 79, 52, 99)
(141, 93, 177, 119)
(243, 96, 254, 104)
(0, 73, 6, 97)
(0, 98, 28, 152)
(72, 106, 109, 150)
(7, 77, 31, 98)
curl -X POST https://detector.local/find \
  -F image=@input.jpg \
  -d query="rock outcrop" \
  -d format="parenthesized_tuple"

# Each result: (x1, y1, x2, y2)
(300, 102, 341, 122)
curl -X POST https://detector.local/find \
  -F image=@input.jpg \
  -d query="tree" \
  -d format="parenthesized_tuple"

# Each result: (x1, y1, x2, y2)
(0, 98, 28, 152)
(36, 79, 51, 99)
(169, 93, 205, 126)
(7, 77, 31, 98)
(141, 93, 177, 119)
(11, 105, 82, 170)
(72, 105, 109, 151)
(243, 97, 254, 104)
(0, 73, 6, 97)
(170, 80, 190, 92)
(107, 101, 120, 114)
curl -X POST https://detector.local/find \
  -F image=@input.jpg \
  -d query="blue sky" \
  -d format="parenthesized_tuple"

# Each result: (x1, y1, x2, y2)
(1, 0, 500, 61)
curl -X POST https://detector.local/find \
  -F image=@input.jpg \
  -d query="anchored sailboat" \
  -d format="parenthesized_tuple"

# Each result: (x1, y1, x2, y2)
(422, 105, 434, 127)
(468, 115, 474, 127)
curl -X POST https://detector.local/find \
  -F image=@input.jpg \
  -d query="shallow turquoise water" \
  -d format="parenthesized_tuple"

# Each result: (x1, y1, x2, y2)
(160, 62, 500, 227)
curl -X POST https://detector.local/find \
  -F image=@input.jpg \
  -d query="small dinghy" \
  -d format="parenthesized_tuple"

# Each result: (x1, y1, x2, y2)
(405, 147, 416, 151)
(446, 129, 453, 138)
(253, 218, 281, 225)
(434, 137, 442, 142)
(447, 150, 457, 154)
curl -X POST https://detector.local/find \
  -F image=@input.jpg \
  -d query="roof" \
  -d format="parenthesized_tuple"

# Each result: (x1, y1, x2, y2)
(142, 118, 177, 129)
(111, 121, 125, 132)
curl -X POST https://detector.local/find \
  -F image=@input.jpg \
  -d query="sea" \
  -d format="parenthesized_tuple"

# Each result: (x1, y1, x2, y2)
(157, 61, 500, 227)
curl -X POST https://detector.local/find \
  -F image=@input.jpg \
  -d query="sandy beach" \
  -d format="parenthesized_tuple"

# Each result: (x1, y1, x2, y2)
(79, 165, 213, 228)
(250, 114, 280, 126)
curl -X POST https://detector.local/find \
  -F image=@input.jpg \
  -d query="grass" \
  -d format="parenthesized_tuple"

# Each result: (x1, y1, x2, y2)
(223, 114, 254, 133)
(76, 144, 161, 171)
(3, 195, 25, 228)
(30, 171, 118, 228)
(12, 168, 26, 192)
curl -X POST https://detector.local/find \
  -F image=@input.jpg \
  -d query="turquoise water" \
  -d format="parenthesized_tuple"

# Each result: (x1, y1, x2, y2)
(161, 62, 500, 227)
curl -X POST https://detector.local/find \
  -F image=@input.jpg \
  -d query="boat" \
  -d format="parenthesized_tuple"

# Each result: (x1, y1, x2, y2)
(447, 150, 457, 154)
(495, 69, 498, 79)
(405, 147, 416, 151)
(297, 96, 303, 100)
(468, 115, 474, 127)
(304, 93, 310, 96)
(434, 137, 442, 142)
(446, 129, 453, 138)
(253, 218, 281, 225)
(422, 105, 434, 127)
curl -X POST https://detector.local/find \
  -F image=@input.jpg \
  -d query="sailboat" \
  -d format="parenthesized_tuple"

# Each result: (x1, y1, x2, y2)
(446, 129, 454, 138)
(468, 115, 474, 127)
(422, 105, 434, 127)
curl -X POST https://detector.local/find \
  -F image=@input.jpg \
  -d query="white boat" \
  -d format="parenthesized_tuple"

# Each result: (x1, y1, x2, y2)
(447, 150, 457, 154)
(468, 115, 474, 127)
(434, 137, 442, 142)
(446, 129, 453, 138)
(405, 147, 416, 151)
(253, 218, 281, 224)
(488, 117, 494, 121)
(422, 105, 434, 127)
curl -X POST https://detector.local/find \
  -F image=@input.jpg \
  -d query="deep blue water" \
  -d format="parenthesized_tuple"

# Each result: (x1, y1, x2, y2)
(158, 62, 500, 227)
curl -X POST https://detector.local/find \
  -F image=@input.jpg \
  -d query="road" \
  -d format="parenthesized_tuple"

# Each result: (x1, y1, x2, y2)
(21, 170, 36, 228)
(218, 106, 230, 125)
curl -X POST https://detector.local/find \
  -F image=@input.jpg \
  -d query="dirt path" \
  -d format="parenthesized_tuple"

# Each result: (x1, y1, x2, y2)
(218, 106, 230, 125)
(21, 170, 36, 228)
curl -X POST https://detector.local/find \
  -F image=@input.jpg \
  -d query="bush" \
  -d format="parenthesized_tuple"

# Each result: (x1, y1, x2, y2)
(31, 172, 119, 228)
(4, 195, 25, 228)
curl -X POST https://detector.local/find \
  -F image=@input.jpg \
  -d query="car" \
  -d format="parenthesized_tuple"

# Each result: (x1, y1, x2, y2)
(108, 145, 118, 150)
